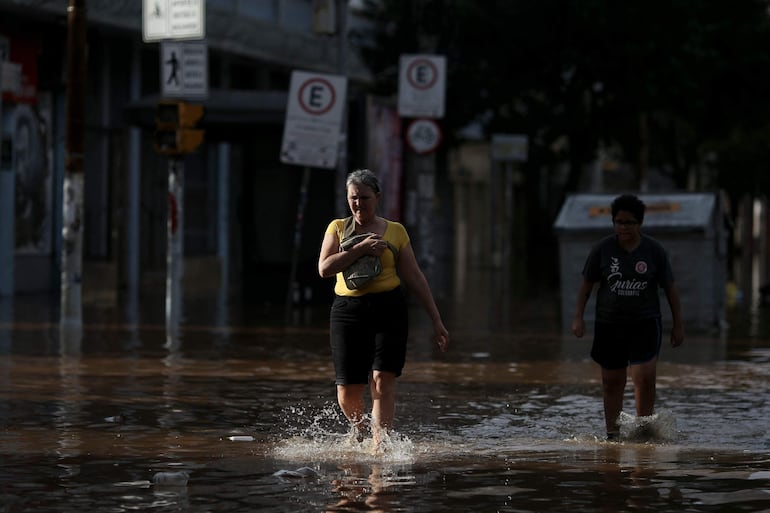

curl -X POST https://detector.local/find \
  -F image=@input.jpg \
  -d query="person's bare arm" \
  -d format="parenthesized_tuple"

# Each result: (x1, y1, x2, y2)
(318, 231, 386, 278)
(665, 283, 685, 347)
(396, 243, 448, 351)
(571, 278, 594, 338)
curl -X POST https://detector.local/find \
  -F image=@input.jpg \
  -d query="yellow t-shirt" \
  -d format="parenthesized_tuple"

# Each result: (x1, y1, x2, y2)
(325, 218, 409, 296)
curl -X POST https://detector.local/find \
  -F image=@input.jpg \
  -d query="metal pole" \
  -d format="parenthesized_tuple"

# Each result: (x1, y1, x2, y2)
(285, 166, 311, 320)
(60, 0, 87, 351)
(502, 162, 514, 326)
(334, 0, 349, 218)
(126, 42, 142, 310)
(0, 94, 12, 297)
(166, 157, 184, 348)
(216, 142, 230, 326)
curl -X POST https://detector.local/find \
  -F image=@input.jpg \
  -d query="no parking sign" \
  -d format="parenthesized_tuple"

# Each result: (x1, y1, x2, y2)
(398, 54, 446, 119)
(280, 70, 348, 169)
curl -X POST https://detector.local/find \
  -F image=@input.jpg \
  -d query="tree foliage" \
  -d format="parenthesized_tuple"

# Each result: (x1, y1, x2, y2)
(353, 0, 770, 198)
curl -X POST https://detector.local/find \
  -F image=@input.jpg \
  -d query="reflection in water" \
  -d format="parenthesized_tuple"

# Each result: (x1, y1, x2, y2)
(327, 463, 417, 513)
(59, 321, 82, 357)
(0, 295, 769, 512)
(0, 299, 11, 353)
(56, 354, 83, 483)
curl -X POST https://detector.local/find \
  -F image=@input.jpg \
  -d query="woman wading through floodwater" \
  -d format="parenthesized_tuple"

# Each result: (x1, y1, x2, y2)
(318, 169, 449, 451)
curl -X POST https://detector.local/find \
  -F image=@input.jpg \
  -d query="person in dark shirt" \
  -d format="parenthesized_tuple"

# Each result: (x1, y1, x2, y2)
(571, 194, 685, 440)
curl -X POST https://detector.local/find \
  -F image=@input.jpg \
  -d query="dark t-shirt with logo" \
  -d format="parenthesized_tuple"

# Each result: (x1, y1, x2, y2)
(582, 234, 674, 322)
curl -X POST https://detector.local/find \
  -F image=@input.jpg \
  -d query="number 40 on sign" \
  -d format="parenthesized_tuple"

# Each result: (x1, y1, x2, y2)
(406, 118, 442, 155)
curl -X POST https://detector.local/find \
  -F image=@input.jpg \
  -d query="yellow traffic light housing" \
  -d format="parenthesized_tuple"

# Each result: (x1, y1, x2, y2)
(154, 101, 205, 155)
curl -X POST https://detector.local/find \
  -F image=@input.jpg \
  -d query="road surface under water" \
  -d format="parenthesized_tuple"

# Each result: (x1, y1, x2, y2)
(0, 293, 768, 512)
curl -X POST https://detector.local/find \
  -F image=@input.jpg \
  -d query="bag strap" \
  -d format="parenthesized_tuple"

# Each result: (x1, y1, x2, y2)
(342, 216, 356, 241)
(340, 216, 399, 261)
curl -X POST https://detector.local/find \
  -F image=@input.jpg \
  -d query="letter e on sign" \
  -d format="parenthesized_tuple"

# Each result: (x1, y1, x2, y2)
(281, 70, 348, 169)
(299, 78, 336, 115)
(398, 54, 446, 119)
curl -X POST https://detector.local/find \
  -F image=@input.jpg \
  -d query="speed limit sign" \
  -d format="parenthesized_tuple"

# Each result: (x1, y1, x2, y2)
(406, 118, 442, 155)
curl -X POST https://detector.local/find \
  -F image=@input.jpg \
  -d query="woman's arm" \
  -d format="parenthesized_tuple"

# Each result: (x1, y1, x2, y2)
(396, 242, 449, 351)
(317, 230, 386, 278)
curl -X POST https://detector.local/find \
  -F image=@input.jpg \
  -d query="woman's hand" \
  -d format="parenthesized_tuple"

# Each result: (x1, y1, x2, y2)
(357, 234, 387, 256)
(571, 317, 585, 338)
(433, 320, 449, 352)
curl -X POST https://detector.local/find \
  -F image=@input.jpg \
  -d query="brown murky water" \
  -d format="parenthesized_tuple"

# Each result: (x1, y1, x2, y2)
(1, 293, 769, 512)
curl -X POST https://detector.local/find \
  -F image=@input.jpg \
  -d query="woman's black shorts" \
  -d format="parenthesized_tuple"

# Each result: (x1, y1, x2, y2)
(591, 317, 663, 370)
(329, 287, 408, 385)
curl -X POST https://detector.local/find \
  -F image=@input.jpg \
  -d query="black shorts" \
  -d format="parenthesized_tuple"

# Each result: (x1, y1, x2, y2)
(591, 317, 662, 370)
(329, 287, 408, 385)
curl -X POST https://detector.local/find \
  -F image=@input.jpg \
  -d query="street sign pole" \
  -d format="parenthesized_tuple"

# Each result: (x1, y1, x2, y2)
(398, 54, 446, 292)
(143, 0, 206, 346)
(285, 166, 311, 322)
(280, 70, 347, 319)
(60, 0, 87, 355)
(165, 157, 184, 349)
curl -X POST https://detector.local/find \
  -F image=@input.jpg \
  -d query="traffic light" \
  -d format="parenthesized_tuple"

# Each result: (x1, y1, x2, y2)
(154, 100, 205, 155)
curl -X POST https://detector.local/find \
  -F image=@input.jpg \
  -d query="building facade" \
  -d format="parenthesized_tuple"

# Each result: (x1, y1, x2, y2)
(0, 0, 378, 306)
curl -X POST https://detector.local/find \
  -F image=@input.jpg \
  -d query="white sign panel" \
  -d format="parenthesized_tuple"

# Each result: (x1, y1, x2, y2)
(143, 0, 205, 42)
(398, 54, 446, 119)
(280, 70, 348, 169)
(406, 118, 442, 155)
(491, 134, 529, 162)
(0, 62, 21, 93)
(160, 41, 208, 99)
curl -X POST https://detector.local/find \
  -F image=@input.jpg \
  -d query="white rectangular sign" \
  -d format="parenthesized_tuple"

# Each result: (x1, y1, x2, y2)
(160, 41, 208, 99)
(143, 0, 205, 42)
(0, 61, 21, 93)
(491, 134, 529, 162)
(398, 54, 446, 119)
(280, 70, 348, 169)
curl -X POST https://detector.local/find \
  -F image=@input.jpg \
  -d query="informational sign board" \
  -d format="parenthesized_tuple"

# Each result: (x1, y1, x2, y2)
(0, 62, 21, 94)
(491, 134, 529, 162)
(406, 118, 442, 155)
(160, 41, 208, 99)
(143, 0, 205, 42)
(280, 70, 347, 169)
(398, 54, 446, 119)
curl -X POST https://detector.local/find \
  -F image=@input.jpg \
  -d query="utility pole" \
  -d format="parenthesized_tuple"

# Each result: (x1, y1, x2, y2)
(334, 0, 349, 217)
(60, 0, 87, 352)
(153, 100, 204, 345)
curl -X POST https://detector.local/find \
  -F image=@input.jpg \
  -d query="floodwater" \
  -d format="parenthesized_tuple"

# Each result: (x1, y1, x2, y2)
(1, 291, 769, 513)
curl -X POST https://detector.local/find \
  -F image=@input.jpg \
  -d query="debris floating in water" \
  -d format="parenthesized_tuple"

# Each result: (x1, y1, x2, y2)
(273, 467, 319, 479)
(227, 435, 254, 442)
(152, 471, 190, 486)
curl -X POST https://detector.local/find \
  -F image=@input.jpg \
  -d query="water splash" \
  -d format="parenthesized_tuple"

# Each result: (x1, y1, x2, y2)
(617, 409, 678, 442)
(273, 403, 415, 463)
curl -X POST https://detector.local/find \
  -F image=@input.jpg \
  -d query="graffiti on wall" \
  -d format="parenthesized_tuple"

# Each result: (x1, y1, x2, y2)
(3, 98, 52, 254)
(1, 32, 50, 254)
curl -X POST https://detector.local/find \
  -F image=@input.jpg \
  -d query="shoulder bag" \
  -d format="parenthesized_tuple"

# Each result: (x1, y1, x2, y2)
(339, 217, 399, 290)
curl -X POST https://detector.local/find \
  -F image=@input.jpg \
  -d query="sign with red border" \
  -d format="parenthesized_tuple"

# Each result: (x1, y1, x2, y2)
(406, 119, 442, 155)
(280, 70, 347, 169)
(398, 54, 446, 119)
